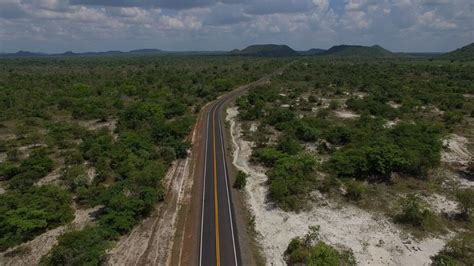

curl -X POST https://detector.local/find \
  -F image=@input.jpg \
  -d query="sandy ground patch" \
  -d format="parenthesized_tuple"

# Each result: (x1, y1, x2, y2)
(79, 119, 117, 132)
(17, 143, 47, 152)
(354, 92, 368, 99)
(86, 162, 96, 184)
(388, 101, 402, 109)
(0, 206, 102, 266)
(0, 185, 5, 195)
(227, 107, 448, 266)
(79, 119, 118, 139)
(384, 118, 401, 129)
(35, 168, 61, 186)
(424, 194, 459, 216)
(0, 134, 16, 141)
(249, 122, 258, 133)
(442, 134, 472, 169)
(444, 169, 474, 188)
(304, 142, 319, 154)
(0, 153, 6, 163)
(334, 110, 360, 119)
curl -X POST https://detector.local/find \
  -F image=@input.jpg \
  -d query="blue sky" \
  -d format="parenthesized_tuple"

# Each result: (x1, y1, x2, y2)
(0, 0, 472, 53)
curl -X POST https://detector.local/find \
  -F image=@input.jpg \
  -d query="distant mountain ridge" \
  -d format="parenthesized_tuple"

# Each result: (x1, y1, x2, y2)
(230, 44, 394, 57)
(321, 44, 394, 57)
(0, 48, 164, 58)
(299, 48, 326, 55)
(1, 43, 472, 59)
(441, 43, 474, 61)
(230, 44, 300, 57)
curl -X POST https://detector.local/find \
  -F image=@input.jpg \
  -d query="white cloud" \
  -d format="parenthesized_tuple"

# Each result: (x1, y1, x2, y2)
(419, 10, 457, 30)
(0, 0, 471, 53)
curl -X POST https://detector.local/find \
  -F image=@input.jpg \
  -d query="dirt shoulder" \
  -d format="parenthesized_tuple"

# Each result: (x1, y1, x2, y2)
(171, 102, 211, 266)
(221, 101, 265, 265)
(106, 105, 206, 266)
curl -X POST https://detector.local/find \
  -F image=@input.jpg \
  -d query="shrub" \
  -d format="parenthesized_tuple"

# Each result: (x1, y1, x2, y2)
(345, 180, 368, 201)
(395, 194, 439, 230)
(329, 100, 339, 110)
(233, 171, 247, 189)
(251, 147, 286, 167)
(285, 225, 356, 266)
(277, 135, 302, 155)
(431, 232, 473, 266)
(7, 149, 54, 191)
(268, 154, 317, 211)
(40, 226, 111, 266)
(455, 188, 474, 219)
(61, 165, 89, 192)
(63, 150, 84, 165)
(328, 123, 442, 181)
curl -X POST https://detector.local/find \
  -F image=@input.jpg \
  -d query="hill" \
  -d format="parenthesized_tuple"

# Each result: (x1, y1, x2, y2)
(129, 49, 162, 54)
(299, 48, 326, 56)
(442, 43, 474, 61)
(322, 44, 394, 57)
(231, 44, 299, 57)
(0, 50, 46, 58)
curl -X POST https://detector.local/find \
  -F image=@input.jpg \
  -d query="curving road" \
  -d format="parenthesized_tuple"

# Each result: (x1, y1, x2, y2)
(199, 94, 241, 266)
(189, 63, 293, 266)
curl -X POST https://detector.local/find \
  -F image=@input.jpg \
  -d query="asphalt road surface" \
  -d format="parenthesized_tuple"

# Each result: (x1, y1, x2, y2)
(199, 95, 241, 266)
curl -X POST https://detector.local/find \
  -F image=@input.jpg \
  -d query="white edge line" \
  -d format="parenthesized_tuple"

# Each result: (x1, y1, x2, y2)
(199, 108, 211, 266)
(217, 102, 239, 266)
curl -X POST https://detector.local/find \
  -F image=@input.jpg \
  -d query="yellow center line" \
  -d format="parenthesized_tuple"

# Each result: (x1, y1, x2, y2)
(212, 107, 221, 266)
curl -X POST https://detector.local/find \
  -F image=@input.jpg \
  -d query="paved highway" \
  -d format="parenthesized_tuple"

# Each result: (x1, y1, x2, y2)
(194, 63, 293, 266)
(199, 95, 241, 266)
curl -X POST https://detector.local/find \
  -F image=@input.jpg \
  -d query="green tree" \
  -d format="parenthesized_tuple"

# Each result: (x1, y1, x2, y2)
(233, 171, 248, 189)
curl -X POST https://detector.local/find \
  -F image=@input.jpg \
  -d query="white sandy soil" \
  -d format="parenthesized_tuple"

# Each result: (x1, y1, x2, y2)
(79, 119, 117, 132)
(227, 107, 448, 266)
(424, 194, 459, 216)
(249, 122, 258, 133)
(354, 92, 368, 99)
(442, 134, 472, 167)
(35, 168, 61, 186)
(17, 143, 47, 152)
(384, 119, 401, 129)
(388, 101, 401, 109)
(334, 110, 360, 119)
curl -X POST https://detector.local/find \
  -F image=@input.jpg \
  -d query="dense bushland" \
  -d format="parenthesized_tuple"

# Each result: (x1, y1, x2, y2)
(0, 56, 286, 262)
(0, 186, 73, 251)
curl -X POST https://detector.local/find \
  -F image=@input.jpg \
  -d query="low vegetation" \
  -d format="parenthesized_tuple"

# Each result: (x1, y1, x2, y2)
(431, 232, 474, 266)
(233, 170, 248, 189)
(394, 195, 441, 232)
(284, 226, 356, 265)
(235, 56, 473, 263)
